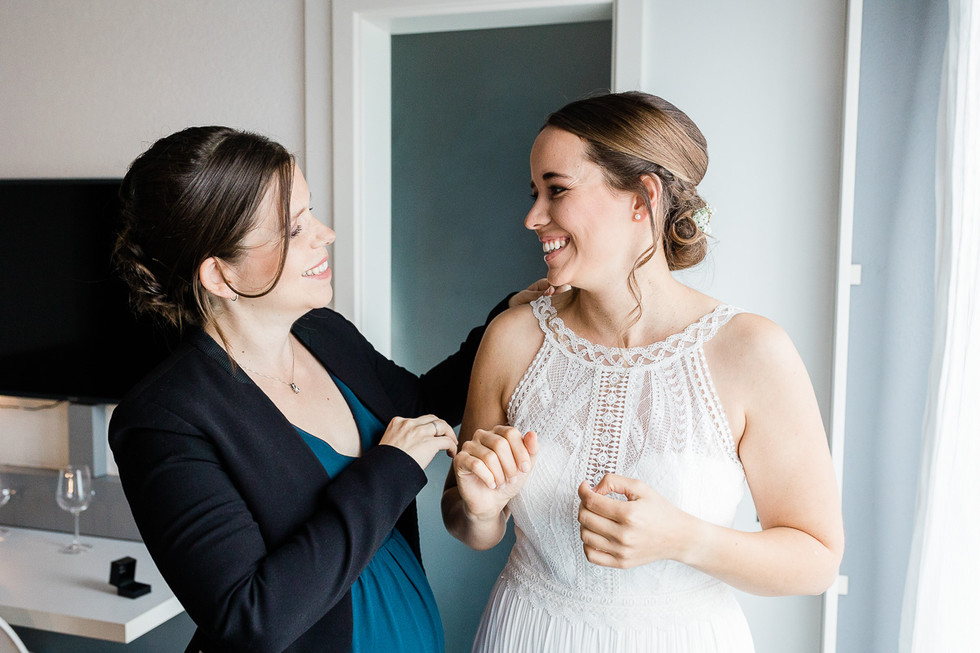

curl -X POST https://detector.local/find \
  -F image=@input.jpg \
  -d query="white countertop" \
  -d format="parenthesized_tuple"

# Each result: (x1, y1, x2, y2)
(0, 526, 184, 643)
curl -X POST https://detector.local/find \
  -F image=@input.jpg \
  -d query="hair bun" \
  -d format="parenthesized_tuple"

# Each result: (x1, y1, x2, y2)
(113, 214, 191, 329)
(112, 126, 293, 333)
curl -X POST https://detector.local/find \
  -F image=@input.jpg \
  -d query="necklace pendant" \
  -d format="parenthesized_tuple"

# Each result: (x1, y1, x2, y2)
(289, 382, 300, 394)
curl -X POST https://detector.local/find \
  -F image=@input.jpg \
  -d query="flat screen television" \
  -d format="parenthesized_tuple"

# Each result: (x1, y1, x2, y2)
(0, 179, 178, 404)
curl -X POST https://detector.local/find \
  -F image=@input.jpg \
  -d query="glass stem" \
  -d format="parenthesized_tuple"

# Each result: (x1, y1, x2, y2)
(72, 510, 80, 547)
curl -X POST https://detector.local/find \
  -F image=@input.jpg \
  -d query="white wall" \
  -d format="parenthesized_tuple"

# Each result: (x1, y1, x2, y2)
(648, 0, 844, 416)
(0, 0, 306, 466)
(641, 2, 847, 651)
(0, 0, 305, 177)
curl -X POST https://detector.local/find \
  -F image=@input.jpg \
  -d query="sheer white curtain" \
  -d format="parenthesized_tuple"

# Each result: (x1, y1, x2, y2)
(899, 1, 980, 651)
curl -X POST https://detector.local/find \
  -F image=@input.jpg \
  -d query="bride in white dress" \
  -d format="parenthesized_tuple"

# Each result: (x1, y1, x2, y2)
(442, 92, 844, 653)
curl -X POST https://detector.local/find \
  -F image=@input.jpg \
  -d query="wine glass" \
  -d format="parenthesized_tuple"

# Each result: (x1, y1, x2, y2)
(0, 472, 12, 538)
(56, 464, 94, 554)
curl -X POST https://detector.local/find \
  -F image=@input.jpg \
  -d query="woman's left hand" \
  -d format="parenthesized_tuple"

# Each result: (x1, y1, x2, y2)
(576, 474, 696, 569)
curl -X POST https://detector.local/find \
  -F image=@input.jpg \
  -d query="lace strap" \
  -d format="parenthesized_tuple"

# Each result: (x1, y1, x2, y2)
(529, 296, 743, 367)
(531, 295, 557, 331)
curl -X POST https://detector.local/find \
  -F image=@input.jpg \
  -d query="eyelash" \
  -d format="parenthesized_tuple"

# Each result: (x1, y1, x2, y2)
(289, 207, 313, 239)
(530, 186, 567, 201)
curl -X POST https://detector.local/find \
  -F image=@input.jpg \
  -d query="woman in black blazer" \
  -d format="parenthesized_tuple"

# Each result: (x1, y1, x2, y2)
(109, 126, 554, 653)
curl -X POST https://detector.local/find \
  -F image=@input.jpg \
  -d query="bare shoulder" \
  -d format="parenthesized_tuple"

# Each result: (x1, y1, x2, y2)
(706, 310, 817, 433)
(703, 310, 824, 460)
(466, 301, 547, 426)
(481, 302, 546, 366)
(709, 311, 803, 376)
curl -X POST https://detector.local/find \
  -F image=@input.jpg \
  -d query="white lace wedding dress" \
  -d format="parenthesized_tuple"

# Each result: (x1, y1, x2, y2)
(471, 296, 754, 653)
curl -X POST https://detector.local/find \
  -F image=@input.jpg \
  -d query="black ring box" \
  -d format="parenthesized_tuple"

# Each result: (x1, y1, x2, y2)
(109, 556, 151, 598)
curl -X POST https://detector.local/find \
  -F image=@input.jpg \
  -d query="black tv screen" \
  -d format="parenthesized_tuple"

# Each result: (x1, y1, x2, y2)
(0, 179, 177, 403)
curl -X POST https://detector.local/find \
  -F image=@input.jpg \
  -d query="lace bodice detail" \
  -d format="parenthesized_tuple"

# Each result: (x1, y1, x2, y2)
(502, 296, 747, 629)
(525, 296, 744, 369)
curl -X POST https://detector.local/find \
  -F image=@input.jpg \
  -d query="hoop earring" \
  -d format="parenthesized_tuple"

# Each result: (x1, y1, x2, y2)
(231, 294, 239, 302)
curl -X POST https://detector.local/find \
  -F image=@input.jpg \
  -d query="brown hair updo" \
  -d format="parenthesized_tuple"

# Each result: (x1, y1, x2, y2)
(544, 91, 710, 272)
(114, 126, 294, 333)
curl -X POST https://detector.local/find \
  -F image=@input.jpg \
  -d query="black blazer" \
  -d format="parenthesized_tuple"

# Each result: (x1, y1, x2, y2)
(109, 302, 505, 653)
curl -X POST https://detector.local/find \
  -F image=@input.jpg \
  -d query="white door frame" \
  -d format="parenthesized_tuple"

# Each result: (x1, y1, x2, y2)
(823, 1, 863, 651)
(309, 1, 860, 651)
(322, 0, 640, 354)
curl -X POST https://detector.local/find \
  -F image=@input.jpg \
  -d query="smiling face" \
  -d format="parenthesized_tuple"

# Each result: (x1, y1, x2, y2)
(229, 165, 335, 317)
(525, 127, 655, 291)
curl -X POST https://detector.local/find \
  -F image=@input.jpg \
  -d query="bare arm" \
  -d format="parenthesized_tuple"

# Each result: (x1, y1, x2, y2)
(442, 306, 542, 550)
(699, 315, 844, 594)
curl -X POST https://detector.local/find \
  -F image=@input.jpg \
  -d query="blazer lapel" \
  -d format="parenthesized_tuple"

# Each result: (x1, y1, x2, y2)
(292, 310, 398, 424)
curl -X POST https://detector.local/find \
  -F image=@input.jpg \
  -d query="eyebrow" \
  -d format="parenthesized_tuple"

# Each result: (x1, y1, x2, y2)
(291, 192, 311, 220)
(530, 172, 573, 187)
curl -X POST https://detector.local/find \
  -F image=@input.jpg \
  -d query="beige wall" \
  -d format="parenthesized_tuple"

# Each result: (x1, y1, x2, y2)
(0, 0, 306, 467)
(0, 0, 306, 177)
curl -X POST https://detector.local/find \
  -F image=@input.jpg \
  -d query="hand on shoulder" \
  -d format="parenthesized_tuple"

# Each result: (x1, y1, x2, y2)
(507, 278, 571, 309)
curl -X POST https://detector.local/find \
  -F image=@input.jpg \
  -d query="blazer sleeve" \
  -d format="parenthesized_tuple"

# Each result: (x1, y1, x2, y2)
(110, 397, 426, 653)
(372, 294, 514, 423)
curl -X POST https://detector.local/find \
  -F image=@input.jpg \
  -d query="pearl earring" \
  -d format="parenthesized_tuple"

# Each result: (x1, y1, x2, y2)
(633, 213, 642, 221)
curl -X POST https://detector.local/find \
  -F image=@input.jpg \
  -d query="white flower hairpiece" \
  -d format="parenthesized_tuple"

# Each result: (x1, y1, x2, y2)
(692, 205, 713, 235)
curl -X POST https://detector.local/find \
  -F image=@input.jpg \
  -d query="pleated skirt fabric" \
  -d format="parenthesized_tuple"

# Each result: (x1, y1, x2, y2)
(471, 572, 755, 653)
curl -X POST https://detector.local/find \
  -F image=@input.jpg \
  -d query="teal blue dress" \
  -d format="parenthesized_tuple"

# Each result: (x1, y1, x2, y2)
(294, 376, 444, 653)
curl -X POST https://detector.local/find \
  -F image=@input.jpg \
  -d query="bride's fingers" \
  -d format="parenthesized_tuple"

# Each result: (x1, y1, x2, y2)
(462, 437, 509, 487)
(454, 450, 498, 489)
(481, 432, 524, 479)
(474, 426, 536, 480)
(582, 543, 621, 568)
(580, 525, 618, 558)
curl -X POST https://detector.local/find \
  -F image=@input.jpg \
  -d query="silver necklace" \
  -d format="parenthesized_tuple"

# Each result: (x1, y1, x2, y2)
(239, 340, 300, 394)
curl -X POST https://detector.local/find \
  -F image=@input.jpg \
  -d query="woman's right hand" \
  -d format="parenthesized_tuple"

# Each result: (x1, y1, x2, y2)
(507, 278, 571, 308)
(452, 426, 538, 520)
(380, 415, 458, 470)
